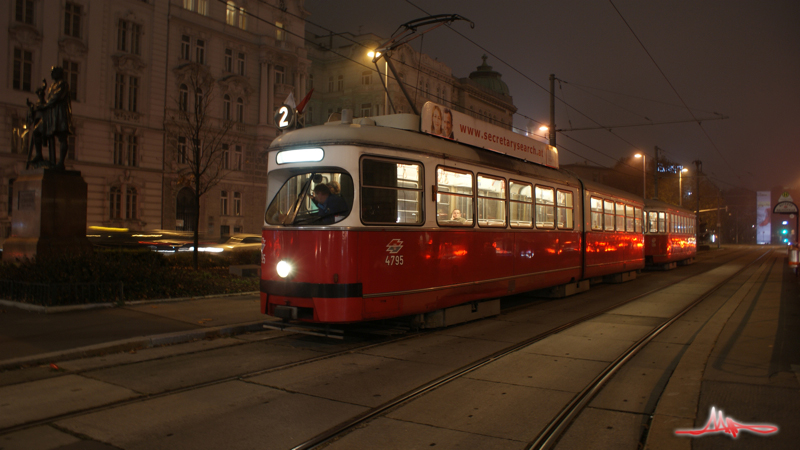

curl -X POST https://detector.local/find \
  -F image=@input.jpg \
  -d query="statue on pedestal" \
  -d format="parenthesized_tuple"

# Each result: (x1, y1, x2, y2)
(26, 66, 73, 170)
(24, 82, 47, 169)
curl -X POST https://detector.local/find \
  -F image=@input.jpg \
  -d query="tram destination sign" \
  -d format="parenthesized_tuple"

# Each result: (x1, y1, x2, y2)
(420, 102, 558, 169)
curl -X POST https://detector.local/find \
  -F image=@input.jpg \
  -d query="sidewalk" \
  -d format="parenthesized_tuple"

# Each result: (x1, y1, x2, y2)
(0, 293, 273, 370)
(645, 250, 800, 449)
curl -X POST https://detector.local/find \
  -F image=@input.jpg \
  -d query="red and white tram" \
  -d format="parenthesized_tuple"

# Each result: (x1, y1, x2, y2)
(643, 199, 697, 268)
(260, 103, 644, 324)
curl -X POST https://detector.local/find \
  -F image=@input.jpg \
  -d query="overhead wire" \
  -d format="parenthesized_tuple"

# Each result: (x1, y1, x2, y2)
(607, 0, 743, 183)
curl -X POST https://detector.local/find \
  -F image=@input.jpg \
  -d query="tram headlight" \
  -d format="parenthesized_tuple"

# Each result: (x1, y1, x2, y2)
(276, 260, 293, 278)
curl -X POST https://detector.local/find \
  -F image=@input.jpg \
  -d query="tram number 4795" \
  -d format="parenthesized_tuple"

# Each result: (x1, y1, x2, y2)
(385, 255, 404, 266)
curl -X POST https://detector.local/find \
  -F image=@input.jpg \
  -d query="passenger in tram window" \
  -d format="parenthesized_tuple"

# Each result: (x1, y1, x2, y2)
(451, 209, 466, 223)
(431, 105, 443, 136)
(312, 183, 348, 223)
(443, 108, 454, 139)
(327, 180, 341, 195)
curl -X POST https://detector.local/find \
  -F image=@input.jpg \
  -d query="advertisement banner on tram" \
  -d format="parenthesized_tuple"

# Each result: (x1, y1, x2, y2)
(420, 102, 559, 169)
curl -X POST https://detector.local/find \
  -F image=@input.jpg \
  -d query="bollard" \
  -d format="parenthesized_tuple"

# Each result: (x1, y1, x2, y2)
(789, 245, 799, 277)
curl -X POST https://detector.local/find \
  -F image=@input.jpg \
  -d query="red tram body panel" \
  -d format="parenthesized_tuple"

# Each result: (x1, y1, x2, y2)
(643, 199, 697, 265)
(259, 105, 662, 324)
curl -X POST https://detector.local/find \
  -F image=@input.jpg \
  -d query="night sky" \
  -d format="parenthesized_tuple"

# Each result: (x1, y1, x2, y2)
(303, 0, 800, 193)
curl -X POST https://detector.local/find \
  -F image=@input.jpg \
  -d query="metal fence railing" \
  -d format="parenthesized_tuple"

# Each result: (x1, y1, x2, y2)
(0, 280, 124, 306)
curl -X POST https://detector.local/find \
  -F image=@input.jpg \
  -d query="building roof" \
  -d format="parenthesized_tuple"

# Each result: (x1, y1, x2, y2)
(468, 55, 510, 97)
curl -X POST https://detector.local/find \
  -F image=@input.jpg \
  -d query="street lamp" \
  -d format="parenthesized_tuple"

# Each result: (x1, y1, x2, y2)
(679, 168, 688, 206)
(368, 50, 389, 115)
(634, 153, 645, 198)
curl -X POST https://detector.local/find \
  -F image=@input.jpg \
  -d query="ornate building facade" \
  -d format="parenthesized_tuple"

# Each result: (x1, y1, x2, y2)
(1, 0, 309, 244)
(304, 32, 516, 129)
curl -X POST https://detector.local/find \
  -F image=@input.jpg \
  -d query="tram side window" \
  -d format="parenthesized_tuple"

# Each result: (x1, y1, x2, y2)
(590, 197, 603, 231)
(535, 186, 555, 229)
(672, 214, 677, 233)
(477, 175, 506, 227)
(648, 211, 658, 233)
(658, 212, 666, 233)
(265, 172, 354, 226)
(556, 190, 573, 230)
(603, 200, 615, 231)
(509, 181, 532, 228)
(615, 203, 625, 231)
(437, 167, 474, 226)
(361, 158, 423, 225)
(625, 205, 635, 232)
(634, 207, 643, 233)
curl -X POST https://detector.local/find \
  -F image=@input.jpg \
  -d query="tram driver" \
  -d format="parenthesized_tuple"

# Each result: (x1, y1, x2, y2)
(312, 183, 348, 224)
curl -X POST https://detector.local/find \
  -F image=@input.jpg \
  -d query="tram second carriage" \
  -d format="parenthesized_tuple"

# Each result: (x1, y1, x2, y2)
(643, 199, 697, 265)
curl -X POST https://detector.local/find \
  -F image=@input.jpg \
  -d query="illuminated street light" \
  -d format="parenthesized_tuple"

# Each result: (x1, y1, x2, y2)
(368, 50, 388, 115)
(679, 168, 688, 206)
(634, 153, 645, 198)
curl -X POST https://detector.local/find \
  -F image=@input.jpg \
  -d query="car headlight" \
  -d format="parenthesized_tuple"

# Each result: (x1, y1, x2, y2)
(276, 260, 292, 278)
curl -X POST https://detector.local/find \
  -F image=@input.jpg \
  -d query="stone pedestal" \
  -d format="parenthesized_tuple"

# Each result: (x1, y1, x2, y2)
(3, 169, 92, 261)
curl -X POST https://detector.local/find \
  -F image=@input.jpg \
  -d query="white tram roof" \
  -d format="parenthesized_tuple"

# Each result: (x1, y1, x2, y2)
(270, 113, 579, 188)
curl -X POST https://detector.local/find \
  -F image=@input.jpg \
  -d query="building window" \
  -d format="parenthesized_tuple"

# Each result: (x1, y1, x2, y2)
(233, 145, 242, 170)
(117, 20, 141, 55)
(181, 35, 191, 60)
(236, 97, 243, 122)
(275, 65, 285, 85)
(308, 74, 314, 90)
(116, 74, 139, 112)
(328, 76, 333, 92)
(110, 187, 122, 219)
(220, 190, 228, 215)
(224, 48, 232, 72)
(226, 2, 246, 29)
(15, 0, 34, 25)
(177, 136, 187, 164)
(195, 39, 205, 64)
(13, 48, 32, 92)
(223, 95, 231, 120)
(63, 60, 79, 101)
(113, 132, 137, 167)
(237, 52, 245, 76)
(275, 21, 285, 41)
(126, 187, 138, 219)
(222, 144, 230, 170)
(64, 3, 81, 38)
(360, 103, 371, 118)
(183, 0, 208, 14)
(195, 88, 203, 113)
(361, 71, 371, 85)
(127, 135, 138, 167)
(337, 75, 344, 91)
(233, 192, 242, 216)
(179, 84, 188, 112)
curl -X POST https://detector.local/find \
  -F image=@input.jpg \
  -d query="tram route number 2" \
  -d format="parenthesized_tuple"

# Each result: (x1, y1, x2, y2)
(385, 255, 404, 266)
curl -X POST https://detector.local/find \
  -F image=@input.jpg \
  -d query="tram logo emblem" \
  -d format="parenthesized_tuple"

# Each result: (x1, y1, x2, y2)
(386, 239, 404, 254)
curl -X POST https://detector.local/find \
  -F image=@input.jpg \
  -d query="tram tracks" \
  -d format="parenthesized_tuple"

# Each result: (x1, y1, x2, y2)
(289, 248, 768, 450)
(0, 247, 754, 443)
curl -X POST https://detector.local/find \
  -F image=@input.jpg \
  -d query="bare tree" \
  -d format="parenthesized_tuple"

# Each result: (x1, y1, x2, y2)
(166, 64, 234, 269)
